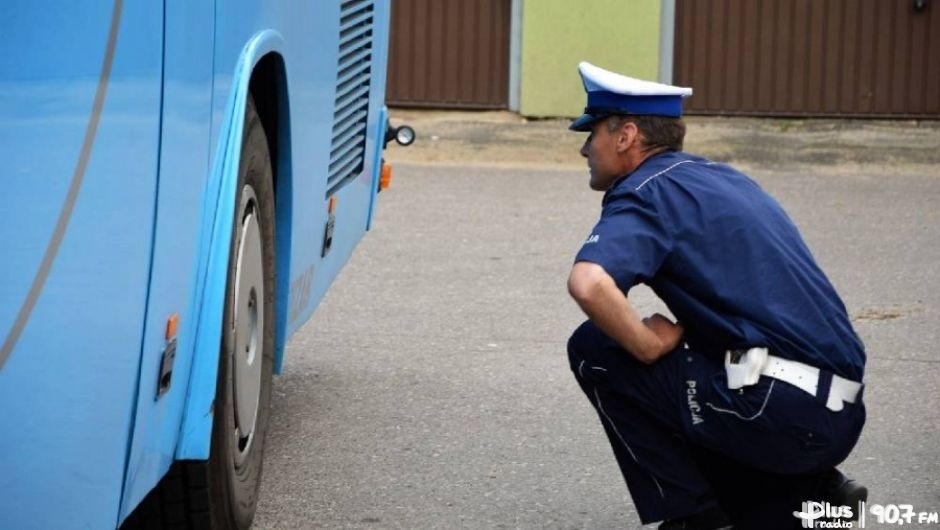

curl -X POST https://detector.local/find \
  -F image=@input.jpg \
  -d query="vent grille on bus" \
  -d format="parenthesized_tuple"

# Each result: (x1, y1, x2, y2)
(326, 0, 374, 198)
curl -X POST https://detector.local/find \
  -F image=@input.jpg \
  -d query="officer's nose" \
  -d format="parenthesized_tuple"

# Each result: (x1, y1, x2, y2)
(580, 138, 589, 158)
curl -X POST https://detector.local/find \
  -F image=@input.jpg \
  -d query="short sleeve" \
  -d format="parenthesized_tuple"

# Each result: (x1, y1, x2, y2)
(575, 191, 673, 290)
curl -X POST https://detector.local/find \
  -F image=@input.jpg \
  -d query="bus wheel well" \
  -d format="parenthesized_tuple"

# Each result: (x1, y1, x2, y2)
(249, 53, 286, 200)
(248, 52, 290, 373)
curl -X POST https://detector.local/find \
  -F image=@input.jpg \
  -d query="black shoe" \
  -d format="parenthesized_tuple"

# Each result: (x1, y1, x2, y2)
(658, 505, 734, 530)
(819, 468, 868, 521)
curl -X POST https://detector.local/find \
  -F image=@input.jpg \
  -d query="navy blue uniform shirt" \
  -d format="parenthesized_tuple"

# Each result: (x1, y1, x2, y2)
(575, 151, 865, 381)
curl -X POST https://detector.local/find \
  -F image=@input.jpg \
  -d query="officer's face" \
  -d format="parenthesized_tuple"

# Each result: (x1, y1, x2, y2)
(580, 118, 622, 191)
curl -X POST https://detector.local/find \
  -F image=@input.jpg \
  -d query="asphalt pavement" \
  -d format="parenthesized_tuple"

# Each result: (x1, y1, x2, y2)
(254, 114, 940, 529)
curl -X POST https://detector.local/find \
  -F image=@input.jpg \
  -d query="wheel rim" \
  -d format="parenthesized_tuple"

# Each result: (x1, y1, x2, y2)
(231, 185, 264, 467)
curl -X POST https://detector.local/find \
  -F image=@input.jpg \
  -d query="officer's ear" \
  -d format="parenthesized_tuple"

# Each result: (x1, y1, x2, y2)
(615, 120, 640, 153)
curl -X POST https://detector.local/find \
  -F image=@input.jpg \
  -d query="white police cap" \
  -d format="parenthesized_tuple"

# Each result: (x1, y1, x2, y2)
(570, 61, 693, 131)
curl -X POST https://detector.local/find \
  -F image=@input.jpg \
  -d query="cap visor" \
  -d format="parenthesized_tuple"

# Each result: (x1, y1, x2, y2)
(569, 113, 600, 132)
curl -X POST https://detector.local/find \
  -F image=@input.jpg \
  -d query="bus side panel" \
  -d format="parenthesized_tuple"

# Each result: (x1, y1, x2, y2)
(281, 0, 393, 349)
(0, 2, 162, 529)
(117, 0, 215, 519)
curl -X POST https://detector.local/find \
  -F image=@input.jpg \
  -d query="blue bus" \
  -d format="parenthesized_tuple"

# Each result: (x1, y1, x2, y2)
(0, 1, 411, 528)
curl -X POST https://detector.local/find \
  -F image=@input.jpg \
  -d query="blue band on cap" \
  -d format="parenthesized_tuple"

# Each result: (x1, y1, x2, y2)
(586, 90, 684, 117)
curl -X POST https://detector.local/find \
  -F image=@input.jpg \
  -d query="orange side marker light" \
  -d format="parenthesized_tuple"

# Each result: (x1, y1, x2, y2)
(166, 313, 179, 341)
(380, 162, 392, 191)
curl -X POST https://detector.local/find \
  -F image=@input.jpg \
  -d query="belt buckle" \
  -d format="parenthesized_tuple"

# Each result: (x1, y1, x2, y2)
(724, 348, 768, 389)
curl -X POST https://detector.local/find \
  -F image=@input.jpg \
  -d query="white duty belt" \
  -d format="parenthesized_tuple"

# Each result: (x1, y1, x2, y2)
(724, 347, 863, 412)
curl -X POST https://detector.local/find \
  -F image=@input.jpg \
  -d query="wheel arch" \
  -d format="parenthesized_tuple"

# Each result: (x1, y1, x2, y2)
(176, 30, 288, 461)
(249, 51, 292, 376)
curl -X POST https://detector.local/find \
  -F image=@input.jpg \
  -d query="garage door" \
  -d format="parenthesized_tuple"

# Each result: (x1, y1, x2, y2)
(386, 0, 511, 109)
(674, 0, 940, 117)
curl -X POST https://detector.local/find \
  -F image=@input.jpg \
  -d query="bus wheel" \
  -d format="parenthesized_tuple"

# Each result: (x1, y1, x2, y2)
(120, 98, 276, 530)
(207, 94, 276, 529)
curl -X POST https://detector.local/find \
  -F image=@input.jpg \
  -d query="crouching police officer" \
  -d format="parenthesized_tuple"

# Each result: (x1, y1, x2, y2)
(565, 62, 867, 529)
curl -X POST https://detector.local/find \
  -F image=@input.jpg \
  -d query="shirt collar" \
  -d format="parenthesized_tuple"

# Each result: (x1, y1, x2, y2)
(602, 150, 686, 204)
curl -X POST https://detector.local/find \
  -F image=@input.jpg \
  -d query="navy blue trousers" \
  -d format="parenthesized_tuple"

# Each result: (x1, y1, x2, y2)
(567, 321, 865, 527)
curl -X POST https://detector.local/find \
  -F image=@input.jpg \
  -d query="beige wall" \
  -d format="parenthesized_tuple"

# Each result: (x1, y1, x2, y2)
(519, 0, 662, 118)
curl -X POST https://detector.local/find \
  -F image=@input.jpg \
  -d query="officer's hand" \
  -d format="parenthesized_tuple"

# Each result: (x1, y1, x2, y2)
(642, 314, 685, 354)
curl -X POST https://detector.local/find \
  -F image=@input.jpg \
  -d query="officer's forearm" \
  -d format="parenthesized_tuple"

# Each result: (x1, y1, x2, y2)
(568, 262, 667, 363)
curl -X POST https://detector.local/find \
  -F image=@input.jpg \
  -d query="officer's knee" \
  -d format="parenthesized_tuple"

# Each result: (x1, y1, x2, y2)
(568, 320, 602, 369)
(567, 320, 592, 354)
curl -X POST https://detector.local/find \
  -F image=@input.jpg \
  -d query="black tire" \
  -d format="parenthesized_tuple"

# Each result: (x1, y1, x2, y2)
(122, 96, 275, 530)
(206, 94, 276, 529)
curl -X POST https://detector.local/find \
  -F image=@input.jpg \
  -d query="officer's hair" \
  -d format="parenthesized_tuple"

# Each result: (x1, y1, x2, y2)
(607, 115, 686, 153)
